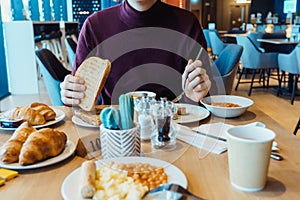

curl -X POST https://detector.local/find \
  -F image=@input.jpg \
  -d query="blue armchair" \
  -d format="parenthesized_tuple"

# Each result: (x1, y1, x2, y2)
(203, 29, 212, 49)
(208, 31, 227, 59)
(235, 36, 278, 96)
(214, 44, 243, 94)
(35, 48, 71, 105)
(65, 36, 77, 69)
(247, 31, 265, 52)
(277, 45, 300, 104)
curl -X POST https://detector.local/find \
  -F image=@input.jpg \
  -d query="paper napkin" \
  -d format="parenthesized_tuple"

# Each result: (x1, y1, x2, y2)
(175, 122, 233, 154)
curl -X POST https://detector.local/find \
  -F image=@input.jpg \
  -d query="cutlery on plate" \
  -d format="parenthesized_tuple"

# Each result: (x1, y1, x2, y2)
(172, 47, 204, 103)
(143, 183, 206, 200)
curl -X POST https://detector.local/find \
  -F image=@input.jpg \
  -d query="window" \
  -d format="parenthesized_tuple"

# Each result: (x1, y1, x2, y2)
(283, 0, 297, 13)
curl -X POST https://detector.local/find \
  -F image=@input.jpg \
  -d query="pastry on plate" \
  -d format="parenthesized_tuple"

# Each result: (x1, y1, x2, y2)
(0, 122, 36, 163)
(19, 128, 67, 165)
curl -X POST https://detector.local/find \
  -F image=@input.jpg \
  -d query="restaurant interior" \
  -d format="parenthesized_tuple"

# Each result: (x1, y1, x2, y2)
(0, 0, 300, 199)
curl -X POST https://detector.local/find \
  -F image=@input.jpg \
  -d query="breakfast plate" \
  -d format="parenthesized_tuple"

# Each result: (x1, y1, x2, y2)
(0, 140, 75, 170)
(0, 108, 66, 131)
(72, 116, 99, 128)
(61, 156, 187, 200)
(173, 103, 210, 123)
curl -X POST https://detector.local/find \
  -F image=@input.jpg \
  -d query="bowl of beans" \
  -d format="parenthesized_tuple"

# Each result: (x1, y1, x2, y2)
(200, 95, 254, 118)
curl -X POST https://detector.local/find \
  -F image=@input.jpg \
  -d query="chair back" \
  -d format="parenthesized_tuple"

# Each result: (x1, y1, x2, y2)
(215, 44, 243, 94)
(278, 45, 300, 74)
(236, 36, 262, 69)
(247, 31, 264, 49)
(209, 31, 226, 56)
(35, 48, 70, 105)
(297, 45, 300, 73)
(203, 29, 211, 48)
(65, 37, 77, 68)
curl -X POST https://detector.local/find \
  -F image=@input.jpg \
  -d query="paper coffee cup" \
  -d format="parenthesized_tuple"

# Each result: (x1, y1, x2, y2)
(226, 126, 275, 192)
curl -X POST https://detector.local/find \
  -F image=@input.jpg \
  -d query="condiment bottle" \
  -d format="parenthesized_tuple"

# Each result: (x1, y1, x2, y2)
(135, 93, 155, 141)
(151, 97, 177, 150)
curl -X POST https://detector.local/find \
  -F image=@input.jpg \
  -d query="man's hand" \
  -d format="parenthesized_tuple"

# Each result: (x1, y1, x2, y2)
(60, 75, 86, 105)
(182, 59, 211, 102)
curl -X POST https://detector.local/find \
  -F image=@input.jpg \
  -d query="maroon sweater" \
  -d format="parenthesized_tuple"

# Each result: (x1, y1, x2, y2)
(73, 0, 207, 104)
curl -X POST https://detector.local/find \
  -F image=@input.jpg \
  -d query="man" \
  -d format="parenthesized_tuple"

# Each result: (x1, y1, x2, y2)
(60, 0, 211, 105)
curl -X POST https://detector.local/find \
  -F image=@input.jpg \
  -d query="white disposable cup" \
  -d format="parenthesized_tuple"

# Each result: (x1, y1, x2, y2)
(226, 126, 276, 192)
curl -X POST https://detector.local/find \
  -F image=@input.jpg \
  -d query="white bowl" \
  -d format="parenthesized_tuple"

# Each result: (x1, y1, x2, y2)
(200, 95, 254, 118)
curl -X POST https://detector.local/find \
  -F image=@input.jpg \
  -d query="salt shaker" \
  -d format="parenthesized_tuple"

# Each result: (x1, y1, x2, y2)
(151, 97, 177, 150)
(135, 93, 155, 141)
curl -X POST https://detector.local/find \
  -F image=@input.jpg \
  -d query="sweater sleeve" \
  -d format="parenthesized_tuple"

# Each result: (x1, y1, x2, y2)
(190, 17, 207, 51)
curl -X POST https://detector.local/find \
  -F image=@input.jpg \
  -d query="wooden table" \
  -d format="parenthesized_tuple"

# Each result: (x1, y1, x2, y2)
(257, 38, 298, 54)
(257, 38, 298, 45)
(1, 105, 300, 200)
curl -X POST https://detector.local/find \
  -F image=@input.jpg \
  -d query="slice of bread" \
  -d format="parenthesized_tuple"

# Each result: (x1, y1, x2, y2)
(74, 105, 109, 126)
(75, 57, 111, 111)
(74, 109, 101, 126)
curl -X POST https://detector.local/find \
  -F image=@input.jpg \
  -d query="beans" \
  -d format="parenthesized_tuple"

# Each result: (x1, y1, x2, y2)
(115, 162, 168, 191)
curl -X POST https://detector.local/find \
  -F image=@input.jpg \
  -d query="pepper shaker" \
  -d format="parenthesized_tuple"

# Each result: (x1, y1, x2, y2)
(151, 97, 177, 150)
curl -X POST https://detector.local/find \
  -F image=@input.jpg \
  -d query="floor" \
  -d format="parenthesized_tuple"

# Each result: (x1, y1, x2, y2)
(1, 74, 299, 135)
(0, 77, 51, 111)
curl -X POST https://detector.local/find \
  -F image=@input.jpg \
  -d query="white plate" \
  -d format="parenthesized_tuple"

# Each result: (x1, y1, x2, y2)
(173, 103, 210, 123)
(72, 116, 99, 128)
(0, 140, 75, 170)
(0, 108, 66, 131)
(61, 156, 187, 200)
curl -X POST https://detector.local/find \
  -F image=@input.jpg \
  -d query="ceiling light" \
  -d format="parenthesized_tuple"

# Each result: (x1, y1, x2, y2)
(236, 0, 251, 3)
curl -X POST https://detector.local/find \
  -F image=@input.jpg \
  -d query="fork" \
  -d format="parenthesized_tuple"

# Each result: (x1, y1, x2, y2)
(172, 48, 204, 103)
(144, 183, 206, 200)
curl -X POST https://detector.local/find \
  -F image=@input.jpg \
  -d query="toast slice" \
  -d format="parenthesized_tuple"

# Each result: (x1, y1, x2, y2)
(75, 57, 111, 111)
(74, 105, 109, 126)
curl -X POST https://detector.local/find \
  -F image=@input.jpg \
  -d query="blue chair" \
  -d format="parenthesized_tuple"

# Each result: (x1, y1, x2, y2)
(277, 45, 300, 104)
(247, 31, 265, 52)
(235, 36, 278, 96)
(203, 29, 212, 49)
(214, 44, 243, 94)
(35, 48, 71, 105)
(65, 36, 77, 68)
(209, 31, 227, 58)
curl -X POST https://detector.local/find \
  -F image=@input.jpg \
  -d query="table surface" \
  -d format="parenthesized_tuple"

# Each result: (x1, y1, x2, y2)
(257, 38, 299, 45)
(223, 33, 248, 38)
(1, 105, 300, 200)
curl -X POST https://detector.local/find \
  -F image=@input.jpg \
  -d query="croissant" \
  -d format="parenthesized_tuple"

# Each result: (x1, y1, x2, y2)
(29, 102, 56, 121)
(0, 122, 36, 163)
(19, 128, 67, 165)
(13, 107, 46, 125)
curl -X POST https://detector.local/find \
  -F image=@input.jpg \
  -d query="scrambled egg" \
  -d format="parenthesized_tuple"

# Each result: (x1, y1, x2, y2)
(93, 166, 148, 200)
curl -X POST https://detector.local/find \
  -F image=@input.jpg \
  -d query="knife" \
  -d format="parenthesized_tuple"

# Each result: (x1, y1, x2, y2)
(192, 129, 227, 142)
